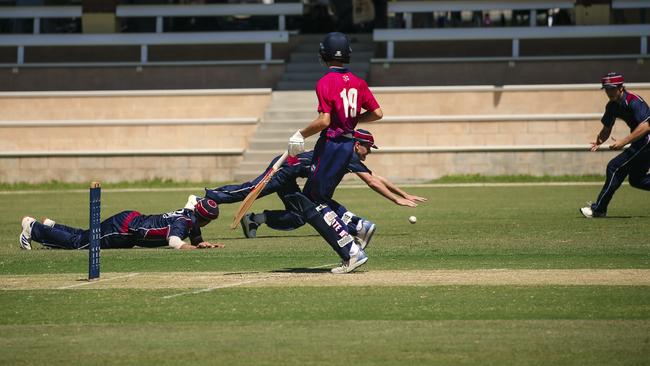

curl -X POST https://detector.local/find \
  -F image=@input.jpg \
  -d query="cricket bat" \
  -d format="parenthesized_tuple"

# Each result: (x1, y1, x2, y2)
(230, 151, 289, 229)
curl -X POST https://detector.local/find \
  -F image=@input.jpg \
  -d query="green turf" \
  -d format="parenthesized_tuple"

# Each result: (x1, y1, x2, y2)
(1, 185, 649, 365)
(0, 174, 606, 191)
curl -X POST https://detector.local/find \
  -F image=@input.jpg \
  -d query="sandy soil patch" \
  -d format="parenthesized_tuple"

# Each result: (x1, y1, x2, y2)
(1, 269, 649, 290)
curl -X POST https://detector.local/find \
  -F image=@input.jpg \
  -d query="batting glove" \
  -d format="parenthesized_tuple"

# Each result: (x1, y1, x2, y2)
(288, 130, 305, 156)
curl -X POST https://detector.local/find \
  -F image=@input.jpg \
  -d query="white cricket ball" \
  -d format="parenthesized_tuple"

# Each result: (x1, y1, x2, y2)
(408, 216, 417, 224)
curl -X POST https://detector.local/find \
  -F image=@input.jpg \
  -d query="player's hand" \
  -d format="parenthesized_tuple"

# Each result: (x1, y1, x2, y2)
(196, 242, 225, 249)
(396, 198, 417, 207)
(589, 142, 601, 152)
(406, 194, 427, 203)
(288, 130, 305, 156)
(608, 137, 625, 150)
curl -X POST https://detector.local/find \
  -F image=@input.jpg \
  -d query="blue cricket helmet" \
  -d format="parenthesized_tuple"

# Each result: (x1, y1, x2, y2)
(195, 198, 219, 221)
(319, 32, 351, 64)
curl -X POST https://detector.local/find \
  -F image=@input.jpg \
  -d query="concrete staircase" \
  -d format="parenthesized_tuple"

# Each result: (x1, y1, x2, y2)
(276, 33, 374, 91)
(233, 90, 317, 181)
(233, 33, 375, 181)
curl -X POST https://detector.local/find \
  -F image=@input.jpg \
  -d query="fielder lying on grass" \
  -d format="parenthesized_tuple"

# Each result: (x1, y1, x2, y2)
(19, 198, 224, 250)
(200, 129, 426, 244)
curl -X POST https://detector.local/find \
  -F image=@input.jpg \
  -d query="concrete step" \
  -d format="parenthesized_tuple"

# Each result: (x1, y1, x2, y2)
(285, 62, 370, 72)
(263, 109, 317, 120)
(276, 81, 319, 91)
(281, 71, 367, 82)
(290, 51, 374, 63)
(271, 90, 315, 103)
(257, 119, 307, 126)
(248, 138, 317, 150)
(293, 42, 374, 53)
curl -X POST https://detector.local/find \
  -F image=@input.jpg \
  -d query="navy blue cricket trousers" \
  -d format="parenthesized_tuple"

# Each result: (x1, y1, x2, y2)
(592, 138, 650, 214)
(30, 211, 137, 249)
(303, 133, 355, 205)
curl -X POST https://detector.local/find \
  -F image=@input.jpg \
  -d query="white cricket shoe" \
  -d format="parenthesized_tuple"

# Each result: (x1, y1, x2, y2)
(355, 220, 376, 250)
(41, 217, 55, 227)
(579, 206, 606, 218)
(331, 249, 368, 274)
(240, 213, 259, 239)
(19, 216, 35, 250)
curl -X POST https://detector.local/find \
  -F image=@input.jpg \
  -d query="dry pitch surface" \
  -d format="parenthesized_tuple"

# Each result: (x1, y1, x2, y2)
(2, 270, 649, 294)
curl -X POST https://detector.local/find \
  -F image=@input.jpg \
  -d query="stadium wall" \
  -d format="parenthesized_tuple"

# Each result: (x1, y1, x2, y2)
(370, 59, 650, 86)
(1, 85, 648, 184)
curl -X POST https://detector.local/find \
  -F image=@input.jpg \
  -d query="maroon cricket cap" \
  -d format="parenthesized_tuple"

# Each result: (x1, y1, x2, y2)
(354, 129, 378, 149)
(601, 72, 624, 89)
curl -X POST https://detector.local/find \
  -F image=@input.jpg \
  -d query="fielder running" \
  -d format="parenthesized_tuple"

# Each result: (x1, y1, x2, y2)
(580, 72, 650, 218)
(202, 129, 425, 243)
(19, 197, 224, 250)
(286, 32, 383, 273)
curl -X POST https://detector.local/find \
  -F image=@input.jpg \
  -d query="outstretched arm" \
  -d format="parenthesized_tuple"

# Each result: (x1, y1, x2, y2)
(374, 174, 427, 203)
(591, 126, 612, 151)
(356, 172, 418, 207)
(609, 120, 650, 150)
(169, 236, 224, 250)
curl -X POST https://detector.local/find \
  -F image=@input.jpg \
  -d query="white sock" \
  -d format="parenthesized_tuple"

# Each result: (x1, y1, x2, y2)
(253, 213, 266, 224)
(348, 242, 360, 256)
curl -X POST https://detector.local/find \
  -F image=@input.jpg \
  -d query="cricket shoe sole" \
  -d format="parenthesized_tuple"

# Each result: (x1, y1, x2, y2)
(331, 249, 368, 274)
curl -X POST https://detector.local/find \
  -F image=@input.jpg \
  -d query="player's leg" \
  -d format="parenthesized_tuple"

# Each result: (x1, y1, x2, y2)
(240, 181, 304, 238)
(585, 148, 638, 216)
(206, 156, 288, 204)
(205, 180, 260, 204)
(284, 192, 367, 273)
(627, 143, 650, 191)
(330, 200, 376, 250)
(29, 220, 90, 249)
(48, 221, 85, 235)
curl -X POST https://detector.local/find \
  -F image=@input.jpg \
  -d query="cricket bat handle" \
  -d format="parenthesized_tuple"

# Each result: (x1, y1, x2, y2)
(272, 151, 289, 171)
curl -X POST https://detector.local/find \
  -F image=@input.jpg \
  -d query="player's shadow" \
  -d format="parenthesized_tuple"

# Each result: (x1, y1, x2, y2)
(271, 267, 331, 273)
(228, 234, 320, 241)
(594, 215, 648, 219)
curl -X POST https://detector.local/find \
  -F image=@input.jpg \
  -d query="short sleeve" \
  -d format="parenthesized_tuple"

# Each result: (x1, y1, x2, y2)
(630, 98, 650, 124)
(316, 80, 332, 114)
(348, 153, 372, 174)
(169, 217, 192, 240)
(360, 81, 380, 112)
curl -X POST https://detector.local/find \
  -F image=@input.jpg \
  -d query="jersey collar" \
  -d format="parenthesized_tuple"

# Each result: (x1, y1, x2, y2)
(328, 67, 348, 73)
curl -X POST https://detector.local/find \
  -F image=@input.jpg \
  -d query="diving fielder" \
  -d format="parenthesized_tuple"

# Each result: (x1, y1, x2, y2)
(19, 198, 223, 250)
(203, 129, 425, 244)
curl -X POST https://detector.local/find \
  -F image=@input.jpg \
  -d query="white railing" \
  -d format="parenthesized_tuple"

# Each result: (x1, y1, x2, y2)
(0, 31, 289, 65)
(388, 1, 574, 28)
(116, 3, 303, 32)
(0, 6, 81, 34)
(612, 0, 650, 8)
(374, 24, 650, 61)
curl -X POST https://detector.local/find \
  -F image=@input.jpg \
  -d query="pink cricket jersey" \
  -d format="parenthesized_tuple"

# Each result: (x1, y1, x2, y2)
(316, 68, 380, 138)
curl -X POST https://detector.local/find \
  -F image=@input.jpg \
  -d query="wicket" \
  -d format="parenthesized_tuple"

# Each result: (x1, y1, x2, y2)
(88, 181, 101, 281)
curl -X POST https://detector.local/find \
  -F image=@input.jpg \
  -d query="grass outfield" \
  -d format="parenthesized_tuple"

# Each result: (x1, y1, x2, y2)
(0, 184, 649, 365)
